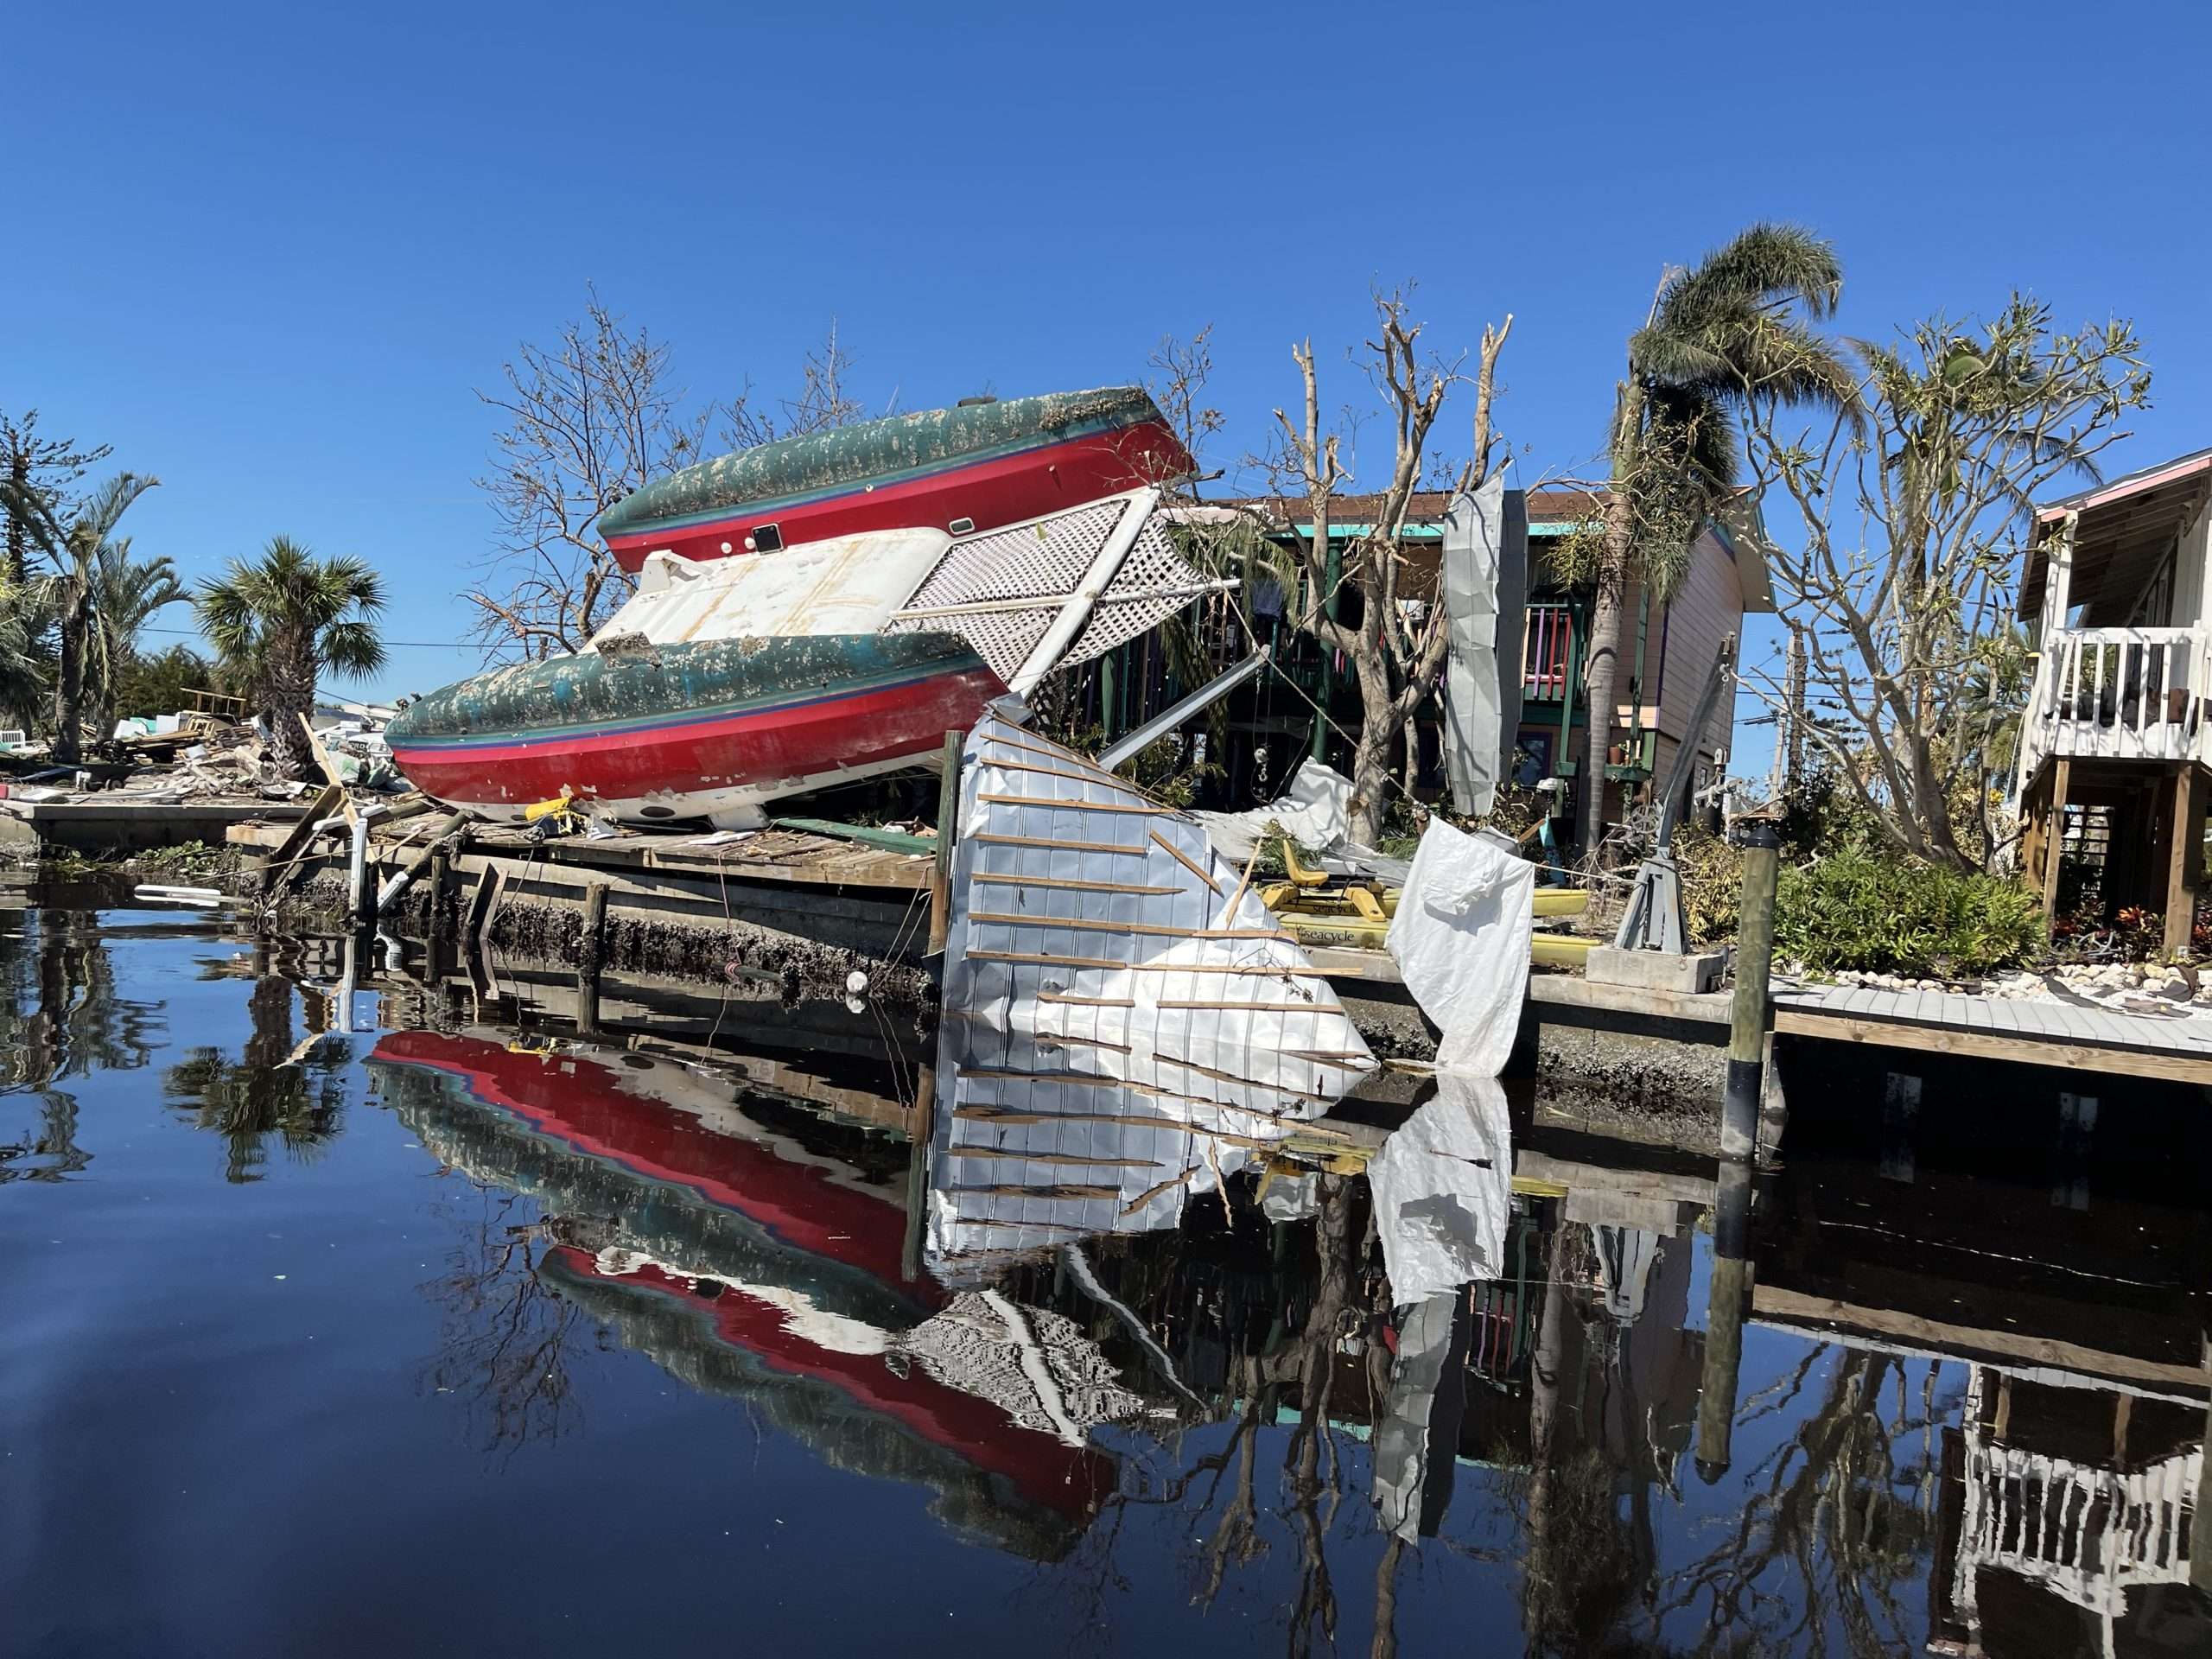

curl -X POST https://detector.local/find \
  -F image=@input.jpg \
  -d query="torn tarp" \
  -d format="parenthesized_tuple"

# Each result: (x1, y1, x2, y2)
(1383, 819, 1535, 1074)
(1365, 1072, 1514, 1302)
(1192, 760, 1410, 885)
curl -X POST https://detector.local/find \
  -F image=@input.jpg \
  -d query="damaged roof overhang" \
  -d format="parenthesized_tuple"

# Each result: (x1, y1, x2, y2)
(2023, 447, 2212, 622)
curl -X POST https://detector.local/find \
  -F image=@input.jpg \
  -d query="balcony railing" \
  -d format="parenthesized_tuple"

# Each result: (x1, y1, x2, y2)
(1522, 602, 1573, 702)
(2020, 626, 2212, 776)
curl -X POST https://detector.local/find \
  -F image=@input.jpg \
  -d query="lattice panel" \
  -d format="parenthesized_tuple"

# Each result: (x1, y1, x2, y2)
(903, 499, 1128, 610)
(887, 496, 1213, 684)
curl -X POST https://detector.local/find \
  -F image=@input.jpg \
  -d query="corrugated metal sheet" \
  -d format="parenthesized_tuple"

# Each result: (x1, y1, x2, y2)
(925, 713, 1376, 1280)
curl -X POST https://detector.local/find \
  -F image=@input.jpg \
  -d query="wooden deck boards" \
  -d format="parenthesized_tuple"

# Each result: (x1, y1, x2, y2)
(1773, 978, 2212, 1084)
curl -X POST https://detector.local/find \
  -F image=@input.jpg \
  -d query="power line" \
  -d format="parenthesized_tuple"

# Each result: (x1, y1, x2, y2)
(139, 625, 479, 650)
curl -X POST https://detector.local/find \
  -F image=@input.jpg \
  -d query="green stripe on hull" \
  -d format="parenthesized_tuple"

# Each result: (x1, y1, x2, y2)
(386, 632, 985, 747)
(598, 387, 1162, 541)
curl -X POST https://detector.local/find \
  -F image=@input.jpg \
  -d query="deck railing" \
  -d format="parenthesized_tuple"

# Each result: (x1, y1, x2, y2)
(1522, 602, 1573, 702)
(2020, 626, 2212, 779)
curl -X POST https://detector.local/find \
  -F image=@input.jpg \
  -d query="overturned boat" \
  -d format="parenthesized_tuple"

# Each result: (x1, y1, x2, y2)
(596, 387, 1192, 574)
(388, 490, 1228, 826)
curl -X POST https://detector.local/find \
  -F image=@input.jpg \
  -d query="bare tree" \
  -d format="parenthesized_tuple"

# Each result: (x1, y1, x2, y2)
(1739, 298, 2149, 868)
(0, 409, 110, 589)
(467, 289, 712, 659)
(1226, 289, 1512, 845)
(721, 316, 874, 448)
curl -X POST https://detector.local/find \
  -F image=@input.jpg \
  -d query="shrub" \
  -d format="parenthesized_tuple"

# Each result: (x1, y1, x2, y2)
(1774, 849, 2044, 978)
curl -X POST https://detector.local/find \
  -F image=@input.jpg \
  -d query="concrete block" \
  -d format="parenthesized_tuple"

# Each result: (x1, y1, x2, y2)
(1585, 946, 1725, 995)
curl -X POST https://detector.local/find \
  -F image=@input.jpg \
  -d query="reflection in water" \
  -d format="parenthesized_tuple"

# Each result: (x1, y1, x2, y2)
(163, 976, 351, 1183)
(0, 892, 168, 1181)
(8, 899, 2203, 1656)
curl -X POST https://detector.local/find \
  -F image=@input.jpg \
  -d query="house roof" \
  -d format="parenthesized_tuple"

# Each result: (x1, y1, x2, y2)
(2023, 446, 2212, 622)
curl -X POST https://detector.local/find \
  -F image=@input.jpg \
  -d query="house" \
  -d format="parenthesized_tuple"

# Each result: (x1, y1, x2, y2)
(2013, 447, 2212, 955)
(1510, 492, 1772, 843)
(1044, 485, 1771, 844)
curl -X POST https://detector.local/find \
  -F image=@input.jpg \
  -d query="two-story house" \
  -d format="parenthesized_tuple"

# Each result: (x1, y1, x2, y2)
(2015, 447, 2212, 955)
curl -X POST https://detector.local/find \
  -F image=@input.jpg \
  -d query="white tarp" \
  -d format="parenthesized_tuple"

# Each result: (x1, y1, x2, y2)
(1192, 760, 1411, 884)
(1440, 477, 1528, 818)
(1366, 1074, 1514, 1302)
(1383, 819, 1535, 1075)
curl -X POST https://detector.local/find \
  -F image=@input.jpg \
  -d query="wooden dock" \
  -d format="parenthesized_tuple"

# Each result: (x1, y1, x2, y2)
(3, 797, 308, 853)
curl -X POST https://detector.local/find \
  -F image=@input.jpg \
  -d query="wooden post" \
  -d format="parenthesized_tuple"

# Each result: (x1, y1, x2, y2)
(2041, 756, 2072, 922)
(900, 1064, 937, 1282)
(926, 729, 961, 957)
(577, 880, 610, 1036)
(2164, 764, 2200, 958)
(1695, 1159, 1752, 1479)
(1723, 820, 1781, 1162)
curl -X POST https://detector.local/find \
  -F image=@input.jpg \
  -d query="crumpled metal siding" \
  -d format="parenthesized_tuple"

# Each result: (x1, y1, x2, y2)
(925, 714, 1376, 1278)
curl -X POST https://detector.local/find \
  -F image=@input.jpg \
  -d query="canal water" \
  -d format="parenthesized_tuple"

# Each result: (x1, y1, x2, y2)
(3, 885, 2207, 1657)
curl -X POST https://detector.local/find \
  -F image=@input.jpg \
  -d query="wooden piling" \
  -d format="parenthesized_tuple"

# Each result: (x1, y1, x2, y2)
(900, 1063, 937, 1281)
(577, 880, 610, 1036)
(926, 729, 962, 956)
(1723, 820, 1781, 1162)
(1695, 1160, 1753, 1479)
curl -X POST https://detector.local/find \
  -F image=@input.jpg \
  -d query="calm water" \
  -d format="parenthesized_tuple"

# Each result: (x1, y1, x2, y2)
(3, 886, 2207, 1658)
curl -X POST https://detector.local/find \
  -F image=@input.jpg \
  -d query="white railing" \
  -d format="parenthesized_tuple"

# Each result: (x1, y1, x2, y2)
(1954, 1433, 2199, 1656)
(2021, 626, 2212, 778)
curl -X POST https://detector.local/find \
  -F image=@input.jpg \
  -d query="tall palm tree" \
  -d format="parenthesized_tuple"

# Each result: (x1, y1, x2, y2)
(195, 536, 385, 779)
(1579, 226, 1857, 855)
(0, 471, 160, 764)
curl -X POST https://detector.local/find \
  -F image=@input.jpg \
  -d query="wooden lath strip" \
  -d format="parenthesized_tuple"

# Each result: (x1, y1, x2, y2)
(971, 833, 1147, 857)
(1283, 1049, 1374, 1065)
(969, 911, 1293, 942)
(950, 1105, 1329, 1152)
(977, 758, 1160, 800)
(955, 1065, 1320, 1115)
(1159, 999, 1324, 1012)
(947, 1182, 1121, 1200)
(977, 792, 1181, 818)
(1037, 991, 1138, 1008)
(1149, 830, 1224, 895)
(1035, 1029, 1135, 1055)
(971, 873, 1185, 897)
(946, 1146, 1166, 1169)
(978, 729, 1095, 766)
(1122, 1169, 1200, 1215)
(964, 950, 1323, 976)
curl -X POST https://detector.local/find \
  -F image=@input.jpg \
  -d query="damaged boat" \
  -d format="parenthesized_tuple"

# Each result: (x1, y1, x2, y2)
(389, 489, 1227, 827)
(595, 386, 1192, 573)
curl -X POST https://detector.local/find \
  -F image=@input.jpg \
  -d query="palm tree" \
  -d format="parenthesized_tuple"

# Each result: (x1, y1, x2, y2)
(1577, 226, 1857, 856)
(195, 536, 385, 779)
(0, 471, 160, 765)
(86, 539, 186, 733)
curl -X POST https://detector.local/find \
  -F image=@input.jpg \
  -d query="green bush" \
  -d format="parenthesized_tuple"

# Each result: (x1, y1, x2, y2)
(1775, 849, 2044, 978)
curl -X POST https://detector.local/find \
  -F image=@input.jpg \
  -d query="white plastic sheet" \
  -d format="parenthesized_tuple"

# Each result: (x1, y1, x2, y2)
(1365, 1073, 1513, 1302)
(1383, 818, 1535, 1075)
(1191, 760, 1353, 866)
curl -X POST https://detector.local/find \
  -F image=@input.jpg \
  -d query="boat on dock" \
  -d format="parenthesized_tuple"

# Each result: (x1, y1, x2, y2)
(389, 491, 1226, 827)
(595, 386, 1192, 572)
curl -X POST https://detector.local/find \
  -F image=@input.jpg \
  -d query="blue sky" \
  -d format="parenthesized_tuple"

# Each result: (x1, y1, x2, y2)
(6, 0, 2209, 776)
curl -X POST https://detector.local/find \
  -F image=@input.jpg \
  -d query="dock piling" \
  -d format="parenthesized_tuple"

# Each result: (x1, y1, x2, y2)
(1723, 821, 1781, 1161)
(577, 880, 610, 1036)
(1695, 1158, 1754, 1480)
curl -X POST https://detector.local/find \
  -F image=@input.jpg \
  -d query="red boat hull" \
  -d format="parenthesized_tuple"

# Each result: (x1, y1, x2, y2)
(601, 419, 1184, 574)
(387, 645, 1003, 823)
